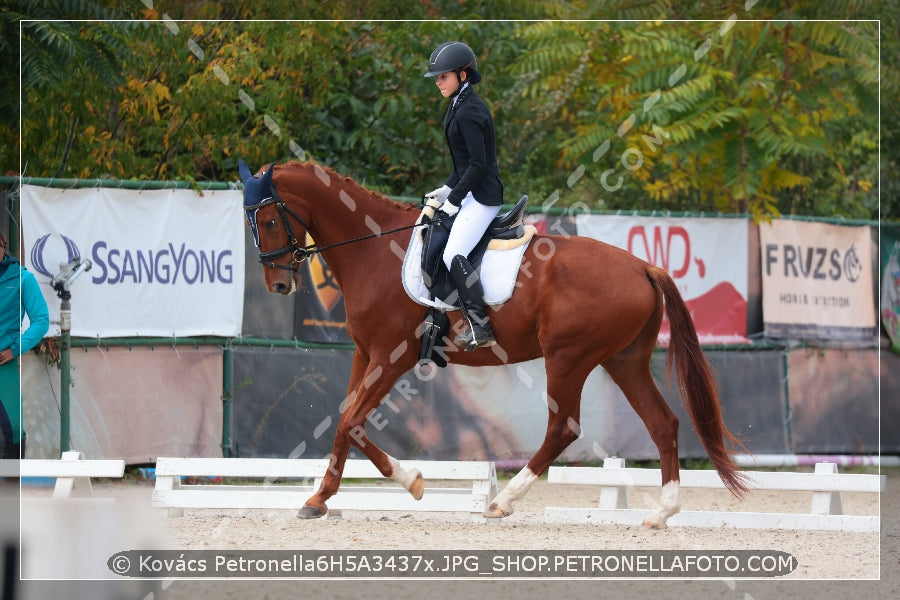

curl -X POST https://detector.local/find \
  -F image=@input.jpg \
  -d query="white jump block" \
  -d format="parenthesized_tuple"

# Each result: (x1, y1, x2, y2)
(0, 451, 125, 498)
(544, 458, 884, 532)
(152, 457, 498, 520)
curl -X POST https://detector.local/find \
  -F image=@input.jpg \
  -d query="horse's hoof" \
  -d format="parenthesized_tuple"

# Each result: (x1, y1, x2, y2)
(484, 502, 512, 519)
(297, 505, 327, 519)
(641, 518, 667, 530)
(409, 469, 425, 501)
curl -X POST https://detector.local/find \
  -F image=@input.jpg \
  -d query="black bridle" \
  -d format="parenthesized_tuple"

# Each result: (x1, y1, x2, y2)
(246, 188, 316, 272)
(248, 189, 446, 273)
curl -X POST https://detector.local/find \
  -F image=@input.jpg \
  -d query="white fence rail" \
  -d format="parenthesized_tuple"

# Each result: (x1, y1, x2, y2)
(152, 457, 497, 520)
(0, 450, 125, 498)
(544, 457, 884, 532)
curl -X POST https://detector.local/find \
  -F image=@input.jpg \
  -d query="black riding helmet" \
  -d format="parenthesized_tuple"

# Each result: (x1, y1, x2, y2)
(424, 41, 477, 78)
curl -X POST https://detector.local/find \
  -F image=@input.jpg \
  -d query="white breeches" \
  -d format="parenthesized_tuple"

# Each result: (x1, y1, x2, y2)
(442, 192, 502, 270)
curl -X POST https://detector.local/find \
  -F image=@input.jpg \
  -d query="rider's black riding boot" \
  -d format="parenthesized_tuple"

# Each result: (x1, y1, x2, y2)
(449, 255, 496, 351)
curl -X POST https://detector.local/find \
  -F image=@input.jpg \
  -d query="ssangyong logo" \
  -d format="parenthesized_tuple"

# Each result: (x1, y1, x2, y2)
(30, 233, 82, 278)
(29, 234, 234, 285)
(90, 241, 233, 284)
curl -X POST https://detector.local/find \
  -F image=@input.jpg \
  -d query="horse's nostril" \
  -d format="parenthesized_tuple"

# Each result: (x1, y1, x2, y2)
(272, 282, 288, 294)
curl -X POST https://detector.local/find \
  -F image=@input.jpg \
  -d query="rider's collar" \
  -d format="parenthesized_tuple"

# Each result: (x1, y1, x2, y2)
(451, 82, 471, 108)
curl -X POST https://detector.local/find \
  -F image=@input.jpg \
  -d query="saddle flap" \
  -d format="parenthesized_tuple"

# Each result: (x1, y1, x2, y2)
(421, 212, 454, 289)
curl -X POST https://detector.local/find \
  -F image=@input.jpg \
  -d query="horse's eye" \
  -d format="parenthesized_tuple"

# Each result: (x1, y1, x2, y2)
(264, 219, 277, 230)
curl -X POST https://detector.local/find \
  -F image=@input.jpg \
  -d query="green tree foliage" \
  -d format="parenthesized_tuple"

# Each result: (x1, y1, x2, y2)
(1, 0, 888, 221)
(0, 0, 134, 174)
(504, 1, 880, 220)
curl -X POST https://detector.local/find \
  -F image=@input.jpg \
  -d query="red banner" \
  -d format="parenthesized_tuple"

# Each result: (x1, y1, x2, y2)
(577, 216, 749, 344)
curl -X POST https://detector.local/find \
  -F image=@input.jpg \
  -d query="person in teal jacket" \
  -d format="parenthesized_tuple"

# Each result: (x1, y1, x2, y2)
(0, 230, 49, 459)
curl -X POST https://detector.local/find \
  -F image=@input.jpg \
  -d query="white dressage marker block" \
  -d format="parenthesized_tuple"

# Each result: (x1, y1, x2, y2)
(0, 451, 125, 498)
(544, 459, 885, 532)
(152, 458, 498, 520)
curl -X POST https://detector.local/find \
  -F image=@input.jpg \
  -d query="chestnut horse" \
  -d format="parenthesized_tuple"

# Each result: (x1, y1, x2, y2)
(239, 159, 748, 529)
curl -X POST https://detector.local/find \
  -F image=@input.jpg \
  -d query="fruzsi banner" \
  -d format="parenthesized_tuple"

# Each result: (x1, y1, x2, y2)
(759, 219, 875, 341)
(21, 185, 245, 337)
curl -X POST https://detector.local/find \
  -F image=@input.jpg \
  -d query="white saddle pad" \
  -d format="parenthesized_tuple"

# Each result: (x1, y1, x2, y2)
(401, 220, 536, 311)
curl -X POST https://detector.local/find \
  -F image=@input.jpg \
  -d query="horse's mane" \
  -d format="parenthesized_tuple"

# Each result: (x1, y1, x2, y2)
(278, 160, 418, 214)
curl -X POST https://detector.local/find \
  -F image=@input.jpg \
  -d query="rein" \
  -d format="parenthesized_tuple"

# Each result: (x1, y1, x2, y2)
(253, 190, 444, 273)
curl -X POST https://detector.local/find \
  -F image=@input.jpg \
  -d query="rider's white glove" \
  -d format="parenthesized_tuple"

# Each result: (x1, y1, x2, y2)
(425, 185, 452, 204)
(438, 201, 459, 217)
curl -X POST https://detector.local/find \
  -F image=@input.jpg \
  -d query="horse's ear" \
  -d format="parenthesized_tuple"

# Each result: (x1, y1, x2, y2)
(260, 162, 276, 189)
(238, 159, 253, 183)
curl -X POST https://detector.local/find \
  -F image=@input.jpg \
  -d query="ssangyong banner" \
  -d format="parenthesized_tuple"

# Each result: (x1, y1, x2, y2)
(576, 215, 749, 344)
(21, 185, 245, 337)
(759, 219, 875, 342)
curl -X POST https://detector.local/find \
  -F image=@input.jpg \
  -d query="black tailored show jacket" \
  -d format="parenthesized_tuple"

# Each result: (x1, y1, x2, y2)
(443, 86, 504, 207)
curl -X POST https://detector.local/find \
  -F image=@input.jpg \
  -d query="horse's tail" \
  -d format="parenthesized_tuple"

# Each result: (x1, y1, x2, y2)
(647, 266, 750, 498)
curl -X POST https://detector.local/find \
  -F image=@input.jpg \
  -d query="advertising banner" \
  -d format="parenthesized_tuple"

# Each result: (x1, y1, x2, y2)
(881, 224, 900, 351)
(293, 233, 352, 343)
(576, 215, 749, 344)
(759, 219, 875, 341)
(21, 185, 245, 337)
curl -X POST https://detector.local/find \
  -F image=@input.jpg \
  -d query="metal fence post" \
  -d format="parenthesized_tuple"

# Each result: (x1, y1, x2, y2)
(221, 342, 233, 458)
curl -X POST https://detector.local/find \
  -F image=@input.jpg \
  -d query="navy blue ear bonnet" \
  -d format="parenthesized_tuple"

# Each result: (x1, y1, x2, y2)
(239, 159, 277, 247)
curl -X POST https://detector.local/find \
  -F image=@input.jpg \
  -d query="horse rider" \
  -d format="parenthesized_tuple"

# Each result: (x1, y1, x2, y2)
(424, 41, 504, 351)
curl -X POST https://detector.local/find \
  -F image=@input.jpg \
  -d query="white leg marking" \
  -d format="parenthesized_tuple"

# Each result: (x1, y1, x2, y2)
(389, 457, 423, 500)
(642, 480, 681, 530)
(388, 457, 415, 489)
(489, 467, 538, 516)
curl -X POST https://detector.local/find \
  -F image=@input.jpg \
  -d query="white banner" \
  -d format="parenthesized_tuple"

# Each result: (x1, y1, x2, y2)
(576, 215, 749, 344)
(21, 185, 245, 337)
